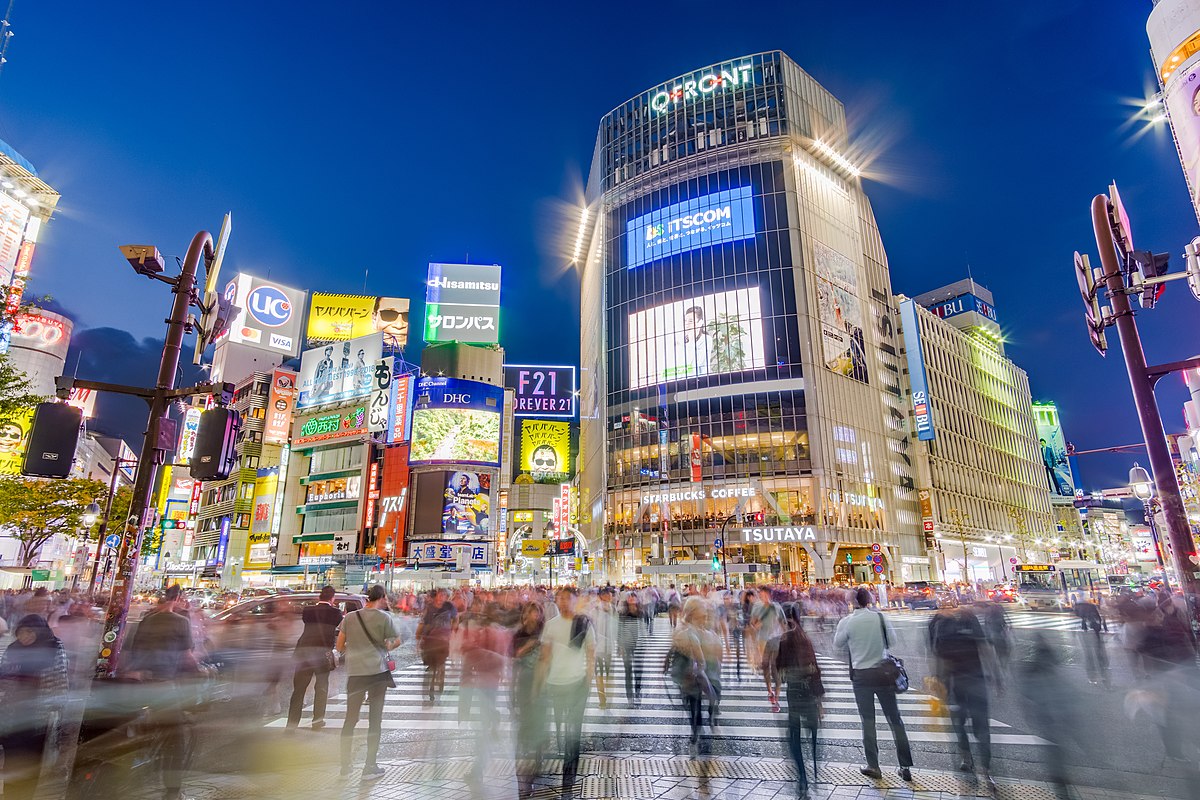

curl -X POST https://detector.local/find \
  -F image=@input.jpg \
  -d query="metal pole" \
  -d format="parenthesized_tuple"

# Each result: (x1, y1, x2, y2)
(720, 515, 733, 590)
(94, 231, 213, 679)
(1145, 501, 1172, 593)
(1091, 196, 1200, 601)
(86, 461, 124, 597)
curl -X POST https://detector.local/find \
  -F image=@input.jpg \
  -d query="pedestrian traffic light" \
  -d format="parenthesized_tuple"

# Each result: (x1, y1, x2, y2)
(22, 401, 83, 479)
(1073, 251, 1107, 356)
(1130, 249, 1169, 309)
(711, 554, 720, 572)
(190, 407, 241, 481)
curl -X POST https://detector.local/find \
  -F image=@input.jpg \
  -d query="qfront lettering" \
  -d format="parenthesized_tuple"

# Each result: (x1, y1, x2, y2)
(650, 64, 754, 113)
(740, 526, 817, 543)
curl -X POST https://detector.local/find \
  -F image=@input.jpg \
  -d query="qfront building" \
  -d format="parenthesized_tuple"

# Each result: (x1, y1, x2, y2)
(577, 52, 924, 586)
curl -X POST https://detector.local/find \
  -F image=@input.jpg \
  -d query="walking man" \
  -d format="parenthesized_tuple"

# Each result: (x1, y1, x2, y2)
(833, 587, 914, 782)
(930, 606, 994, 794)
(537, 587, 595, 800)
(286, 586, 344, 729)
(416, 588, 456, 705)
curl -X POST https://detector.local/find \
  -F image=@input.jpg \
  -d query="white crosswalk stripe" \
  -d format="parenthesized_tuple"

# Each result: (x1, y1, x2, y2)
(885, 609, 1092, 631)
(268, 618, 1049, 748)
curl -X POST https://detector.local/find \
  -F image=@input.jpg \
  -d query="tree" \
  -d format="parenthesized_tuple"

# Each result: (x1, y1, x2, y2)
(0, 477, 107, 566)
(0, 355, 43, 425)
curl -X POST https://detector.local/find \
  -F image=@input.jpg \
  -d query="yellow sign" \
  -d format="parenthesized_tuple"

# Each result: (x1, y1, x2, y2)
(307, 293, 410, 348)
(512, 510, 534, 523)
(519, 420, 571, 483)
(521, 538, 550, 558)
(1013, 564, 1055, 572)
(0, 408, 34, 476)
(246, 471, 279, 567)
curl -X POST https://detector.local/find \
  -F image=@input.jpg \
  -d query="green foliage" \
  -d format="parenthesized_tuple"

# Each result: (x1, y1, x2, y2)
(706, 313, 748, 373)
(0, 355, 43, 425)
(0, 477, 107, 566)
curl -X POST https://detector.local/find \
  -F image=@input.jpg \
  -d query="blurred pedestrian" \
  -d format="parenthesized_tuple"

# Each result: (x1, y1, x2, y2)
(666, 597, 716, 757)
(336, 585, 400, 781)
(930, 607, 994, 794)
(1073, 597, 1110, 688)
(416, 588, 456, 706)
(0, 614, 69, 800)
(833, 587, 914, 782)
(777, 603, 823, 799)
(751, 587, 785, 712)
(537, 587, 594, 800)
(617, 591, 644, 705)
(513, 602, 546, 798)
(591, 588, 617, 708)
(286, 586, 344, 730)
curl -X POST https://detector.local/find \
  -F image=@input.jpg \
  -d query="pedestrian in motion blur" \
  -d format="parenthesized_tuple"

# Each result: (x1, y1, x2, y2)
(617, 591, 644, 705)
(776, 603, 824, 800)
(0, 614, 69, 800)
(337, 585, 401, 781)
(834, 587, 914, 782)
(537, 587, 594, 800)
(1073, 595, 1110, 688)
(929, 606, 995, 795)
(416, 588, 456, 706)
(513, 601, 547, 798)
(286, 586, 344, 730)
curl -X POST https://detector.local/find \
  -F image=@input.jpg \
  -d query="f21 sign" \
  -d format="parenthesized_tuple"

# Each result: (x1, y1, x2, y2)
(503, 365, 576, 419)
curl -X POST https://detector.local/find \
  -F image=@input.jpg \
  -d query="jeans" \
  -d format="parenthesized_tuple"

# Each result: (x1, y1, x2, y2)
(785, 685, 819, 790)
(341, 676, 389, 769)
(947, 673, 990, 772)
(546, 679, 588, 794)
(620, 647, 642, 701)
(851, 673, 913, 770)
(287, 650, 331, 727)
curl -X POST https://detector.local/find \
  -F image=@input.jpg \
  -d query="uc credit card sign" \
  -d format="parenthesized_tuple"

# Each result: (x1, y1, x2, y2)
(626, 186, 756, 269)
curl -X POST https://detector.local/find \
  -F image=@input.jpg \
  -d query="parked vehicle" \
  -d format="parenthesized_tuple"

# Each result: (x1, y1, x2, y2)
(903, 581, 958, 610)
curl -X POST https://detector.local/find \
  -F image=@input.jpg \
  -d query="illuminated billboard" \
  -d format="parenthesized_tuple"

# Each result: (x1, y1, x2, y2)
(443, 471, 491, 536)
(388, 373, 414, 444)
(0, 191, 30, 286)
(296, 332, 383, 409)
(503, 364, 576, 418)
(899, 300, 935, 442)
(628, 287, 766, 389)
(264, 369, 298, 444)
(518, 419, 572, 484)
(813, 241, 868, 384)
(625, 186, 755, 270)
(409, 377, 503, 467)
(292, 405, 368, 447)
(423, 263, 501, 344)
(306, 293, 410, 350)
(1033, 403, 1076, 498)
(220, 273, 307, 356)
(0, 407, 32, 476)
(10, 311, 71, 360)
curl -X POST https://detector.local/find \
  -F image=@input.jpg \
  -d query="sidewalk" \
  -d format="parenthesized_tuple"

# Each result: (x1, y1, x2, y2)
(70, 748, 1176, 800)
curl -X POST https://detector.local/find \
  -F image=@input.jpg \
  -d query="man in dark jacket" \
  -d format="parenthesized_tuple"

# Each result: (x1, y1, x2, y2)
(286, 586, 344, 729)
(930, 607, 994, 794)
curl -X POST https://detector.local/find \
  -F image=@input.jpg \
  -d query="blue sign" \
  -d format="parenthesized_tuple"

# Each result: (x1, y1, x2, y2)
(246, 285, 293, 328)
(104, 534, 120, 550)
(626, 186, 756, 269)
(409, 377, 504, 467)
(926, 293, 998, 325)
(899, 299, 936, 442)
(713, 538, 723, 550)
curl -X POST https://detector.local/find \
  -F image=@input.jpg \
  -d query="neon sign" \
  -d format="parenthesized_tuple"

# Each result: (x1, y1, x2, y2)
(650, 63, 754, 114)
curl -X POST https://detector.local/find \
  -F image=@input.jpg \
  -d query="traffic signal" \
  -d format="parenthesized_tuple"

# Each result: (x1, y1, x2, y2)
(160, 519, 182, 530)
(1130, 249, 1169, 309)
(190, 407, 241, 481)
(711, 554, 720, 572)
(1184, 237, 1200, 303)
(22, 402, 83, 478)
(1074, 251, 1108, 356)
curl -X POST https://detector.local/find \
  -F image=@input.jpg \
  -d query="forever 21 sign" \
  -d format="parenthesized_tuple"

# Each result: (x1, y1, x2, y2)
(503, 364, 576, 419)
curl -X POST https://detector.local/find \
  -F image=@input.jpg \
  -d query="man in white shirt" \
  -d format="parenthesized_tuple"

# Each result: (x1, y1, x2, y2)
(538, 587, 595, 800)
(833, 587, 914, 782)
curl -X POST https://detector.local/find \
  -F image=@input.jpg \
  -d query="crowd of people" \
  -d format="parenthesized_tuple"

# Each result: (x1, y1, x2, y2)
(0, 581, 1198, 799)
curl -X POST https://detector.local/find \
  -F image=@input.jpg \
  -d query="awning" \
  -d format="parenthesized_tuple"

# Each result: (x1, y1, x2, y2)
(269, 564, 334, 574)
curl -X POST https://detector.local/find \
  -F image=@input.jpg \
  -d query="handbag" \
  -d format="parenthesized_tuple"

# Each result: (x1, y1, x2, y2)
(876, 611, 909, 693)
(356, 610, 396, 672)
(323, 649, 339, 672)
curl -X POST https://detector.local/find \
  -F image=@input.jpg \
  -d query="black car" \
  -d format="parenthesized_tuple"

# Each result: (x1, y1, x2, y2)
(903, 581, 958, 610)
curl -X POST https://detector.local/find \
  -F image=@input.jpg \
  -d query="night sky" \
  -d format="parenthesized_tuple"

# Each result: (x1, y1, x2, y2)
(2, 1, 1194, 488)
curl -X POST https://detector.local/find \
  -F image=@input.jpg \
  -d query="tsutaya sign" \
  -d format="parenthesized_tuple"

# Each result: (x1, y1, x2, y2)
(741, 526, 821, 543)
(650, 63, 754, 114)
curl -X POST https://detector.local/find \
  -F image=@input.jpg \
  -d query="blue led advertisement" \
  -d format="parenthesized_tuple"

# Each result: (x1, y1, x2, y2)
(409, 377, 503, 467)
(626, 186, 756, 269)
(899, 300, 935, 442)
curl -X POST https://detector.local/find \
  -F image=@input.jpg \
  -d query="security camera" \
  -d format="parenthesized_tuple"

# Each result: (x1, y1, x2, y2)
(119, 244, 164, 276)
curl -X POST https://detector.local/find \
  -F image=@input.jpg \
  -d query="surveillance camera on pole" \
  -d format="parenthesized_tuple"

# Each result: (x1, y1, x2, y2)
(119, 245, 164, 277)
(1130, 249, 1170, 309)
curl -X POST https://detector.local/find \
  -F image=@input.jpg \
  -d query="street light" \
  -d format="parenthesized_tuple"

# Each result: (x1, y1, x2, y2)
(1130, 463, 1171, 591)
(1130, 463, 1154, 501)
(82, 501, 101, 528)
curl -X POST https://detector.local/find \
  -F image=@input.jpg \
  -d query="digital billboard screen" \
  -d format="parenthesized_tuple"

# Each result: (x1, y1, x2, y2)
(1033, 404, 1076, 498)
(409, 377, 503, 467)
(625, 186, 755, 270)
(443, 471, 491, 536)
(627, 287, 766, 389)
(503, 364, 576, 418)
(296, 332, 383, 409)
(518, 419, 572, 484)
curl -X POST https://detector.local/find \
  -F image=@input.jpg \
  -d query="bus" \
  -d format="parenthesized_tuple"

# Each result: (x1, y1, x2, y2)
(1013, 561, 1109, 610)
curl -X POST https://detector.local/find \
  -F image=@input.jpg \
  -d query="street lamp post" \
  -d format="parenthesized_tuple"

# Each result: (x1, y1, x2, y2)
(384, 540, 394, 591)
(719, 515, 735, 590)
(85, 460, 133, 597)
(1131, 463, 1172, 592)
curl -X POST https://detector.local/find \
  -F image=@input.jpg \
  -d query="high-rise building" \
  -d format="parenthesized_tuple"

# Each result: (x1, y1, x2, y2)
(577, 52, 922, 586)
(0, 138, 60, 356)
(1148, 0, 1200, 223)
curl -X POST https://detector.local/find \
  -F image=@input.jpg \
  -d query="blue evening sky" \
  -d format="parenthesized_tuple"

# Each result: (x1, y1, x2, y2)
(0, 1, 1193, 487)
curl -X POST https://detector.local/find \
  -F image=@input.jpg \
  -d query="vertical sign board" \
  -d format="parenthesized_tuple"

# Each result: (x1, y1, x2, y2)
(899, 299, 936, 441)
(369, 358, 394, 433)
(690, 432, 702, 482)
(177, 407, 202, 464)
(263, 369, 298, 445)
(388, 373, 413, 444)
(559, 483, 571, 535)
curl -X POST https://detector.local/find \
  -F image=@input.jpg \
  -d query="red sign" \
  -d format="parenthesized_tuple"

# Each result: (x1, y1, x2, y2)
(923, 520, 935, 532)
(264, 369, 297, 445)
(690, 433, 702, 482)
(871, 543, 881, 553)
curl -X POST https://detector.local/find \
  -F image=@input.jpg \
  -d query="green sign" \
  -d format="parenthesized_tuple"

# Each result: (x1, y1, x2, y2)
(30, 569, 50, 582)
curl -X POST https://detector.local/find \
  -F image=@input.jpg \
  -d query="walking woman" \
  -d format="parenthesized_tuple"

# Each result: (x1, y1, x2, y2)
(777, 603, 824, 799)
(513, 601, 546, 798)
(616, 591, 644, 704)
(336, 585, 401, 781)
(0, 614, 69, 800)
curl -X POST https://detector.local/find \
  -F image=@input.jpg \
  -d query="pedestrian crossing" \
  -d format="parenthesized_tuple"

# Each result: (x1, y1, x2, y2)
(885, 609, 1093, 632)
(267, 618, 1049, 749)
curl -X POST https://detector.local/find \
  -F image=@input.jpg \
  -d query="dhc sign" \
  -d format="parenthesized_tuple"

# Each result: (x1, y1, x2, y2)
(650, 63, 754, 114)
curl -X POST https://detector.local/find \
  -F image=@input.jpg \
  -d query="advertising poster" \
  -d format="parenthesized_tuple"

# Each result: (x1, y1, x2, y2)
(0, 191, 30, 286)
(388, 373, 413, 444)
(1164, 62, 1200, 221)
(296, 332, 383, 408)
(264, 369, 298, 445)
(369, 357, 394, 433)
(0, 407, 33, 476)
(504, 365, 577, 418)
(690, 432, 702, 482)
(813, 241, 869, 384)
(625, 186, 756, 270)
(306, 293, 410, 350)
(177, 407, 202, 463)
(519, 419, 571, 483)
(423, 263, 502, 345)
(220, 273, 307, 357)
(409, 377, 503, 467)
(247, 469, 278, 568)
(293, 405, 367, 447)
(627, 287, 766, 389)
(1034, 408, 1076, 498)
(66, 387, 98, 419)
(899, 299, 935, 441)
(443, 471, 491, 536)
(10, 311, 71, 360)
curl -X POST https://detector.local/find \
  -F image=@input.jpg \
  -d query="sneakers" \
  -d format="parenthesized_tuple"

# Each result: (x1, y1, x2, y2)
(311, 719, 326, 730)
(361, 765, 385, 781)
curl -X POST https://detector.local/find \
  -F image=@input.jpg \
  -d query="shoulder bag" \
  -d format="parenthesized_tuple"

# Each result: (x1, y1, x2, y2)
(356, 610, 396, 672)
(876, 611, 909, 693)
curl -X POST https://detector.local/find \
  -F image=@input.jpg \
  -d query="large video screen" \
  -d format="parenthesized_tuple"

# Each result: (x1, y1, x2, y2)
(409, 377, 503, 467)
(442, 471, 491, 536)
(628, 287, 766, 389)
(625, 186, 755, 270)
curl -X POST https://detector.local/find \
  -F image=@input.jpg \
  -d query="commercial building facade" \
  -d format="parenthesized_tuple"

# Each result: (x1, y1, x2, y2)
(578, 52, 923, 586)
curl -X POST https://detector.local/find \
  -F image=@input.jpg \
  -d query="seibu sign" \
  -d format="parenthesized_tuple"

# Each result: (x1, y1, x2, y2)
(641, 485, 756, 505)
(741, 526, 821, 543)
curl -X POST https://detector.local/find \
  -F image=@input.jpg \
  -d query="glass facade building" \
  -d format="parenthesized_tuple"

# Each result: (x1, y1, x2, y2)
(578, 52, 923, 585)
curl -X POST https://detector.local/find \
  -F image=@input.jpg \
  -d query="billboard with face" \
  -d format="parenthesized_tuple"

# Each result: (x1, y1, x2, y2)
(518, 419, 572, 484)
(0, 407, 32, 476)
(1033, 403, 1076, 498)
(306, 293, 410, 349)
(409, 377, 503, 467)
(221, 273, 307, 357)
(296, 332, 383, 409)
(627, 287, 766, 389)
(443, 471, 491, 536)
(813, 241, 868, 384)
